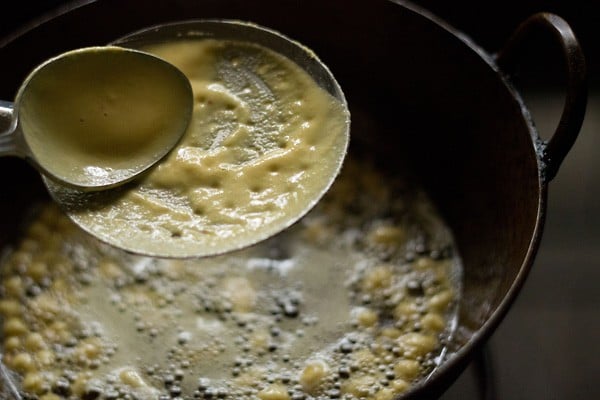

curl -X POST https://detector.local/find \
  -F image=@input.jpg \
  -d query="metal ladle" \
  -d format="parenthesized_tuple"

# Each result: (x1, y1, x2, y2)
(6, 21, 350, 259)
(0, 46, 193, 190)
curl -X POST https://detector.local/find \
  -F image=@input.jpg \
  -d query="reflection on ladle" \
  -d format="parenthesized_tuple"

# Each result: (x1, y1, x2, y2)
(0, 46, 193, 190)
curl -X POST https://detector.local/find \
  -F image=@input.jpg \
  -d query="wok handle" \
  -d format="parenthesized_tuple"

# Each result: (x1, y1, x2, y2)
(495, 13, 587, 182)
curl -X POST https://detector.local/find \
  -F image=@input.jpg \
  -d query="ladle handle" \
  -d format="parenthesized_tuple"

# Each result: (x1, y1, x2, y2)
(0, 101, 20, 156)
(495, 13, 587, 182)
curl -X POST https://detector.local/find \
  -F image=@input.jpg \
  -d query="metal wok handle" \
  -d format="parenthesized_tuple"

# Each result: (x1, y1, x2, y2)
(495, 12, 587, 182)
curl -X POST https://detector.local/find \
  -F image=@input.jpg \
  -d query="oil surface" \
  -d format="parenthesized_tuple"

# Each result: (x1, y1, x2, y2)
(0, 158, 461, 400)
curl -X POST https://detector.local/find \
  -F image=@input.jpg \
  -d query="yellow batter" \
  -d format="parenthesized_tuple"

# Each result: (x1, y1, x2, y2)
(57, 39, 349, 257)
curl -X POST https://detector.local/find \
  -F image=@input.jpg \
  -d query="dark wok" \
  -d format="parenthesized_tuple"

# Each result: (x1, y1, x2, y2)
(0, 0, 586, 398)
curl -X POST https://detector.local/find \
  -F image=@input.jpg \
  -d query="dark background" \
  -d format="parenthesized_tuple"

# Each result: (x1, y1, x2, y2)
(2, 1, 599, 399)
(3, 0, 599, 86)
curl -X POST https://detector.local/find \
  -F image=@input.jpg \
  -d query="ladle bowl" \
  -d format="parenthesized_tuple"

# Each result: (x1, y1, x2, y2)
(0, 46, 193, 190)
(46, 20, 351, 259)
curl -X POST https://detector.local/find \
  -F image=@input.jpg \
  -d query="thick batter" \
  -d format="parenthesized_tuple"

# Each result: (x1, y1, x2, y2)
(54, 39, 349, 257)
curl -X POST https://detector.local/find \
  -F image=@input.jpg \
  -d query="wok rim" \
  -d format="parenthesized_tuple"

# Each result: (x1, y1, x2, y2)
(389, 1, 548, 397)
